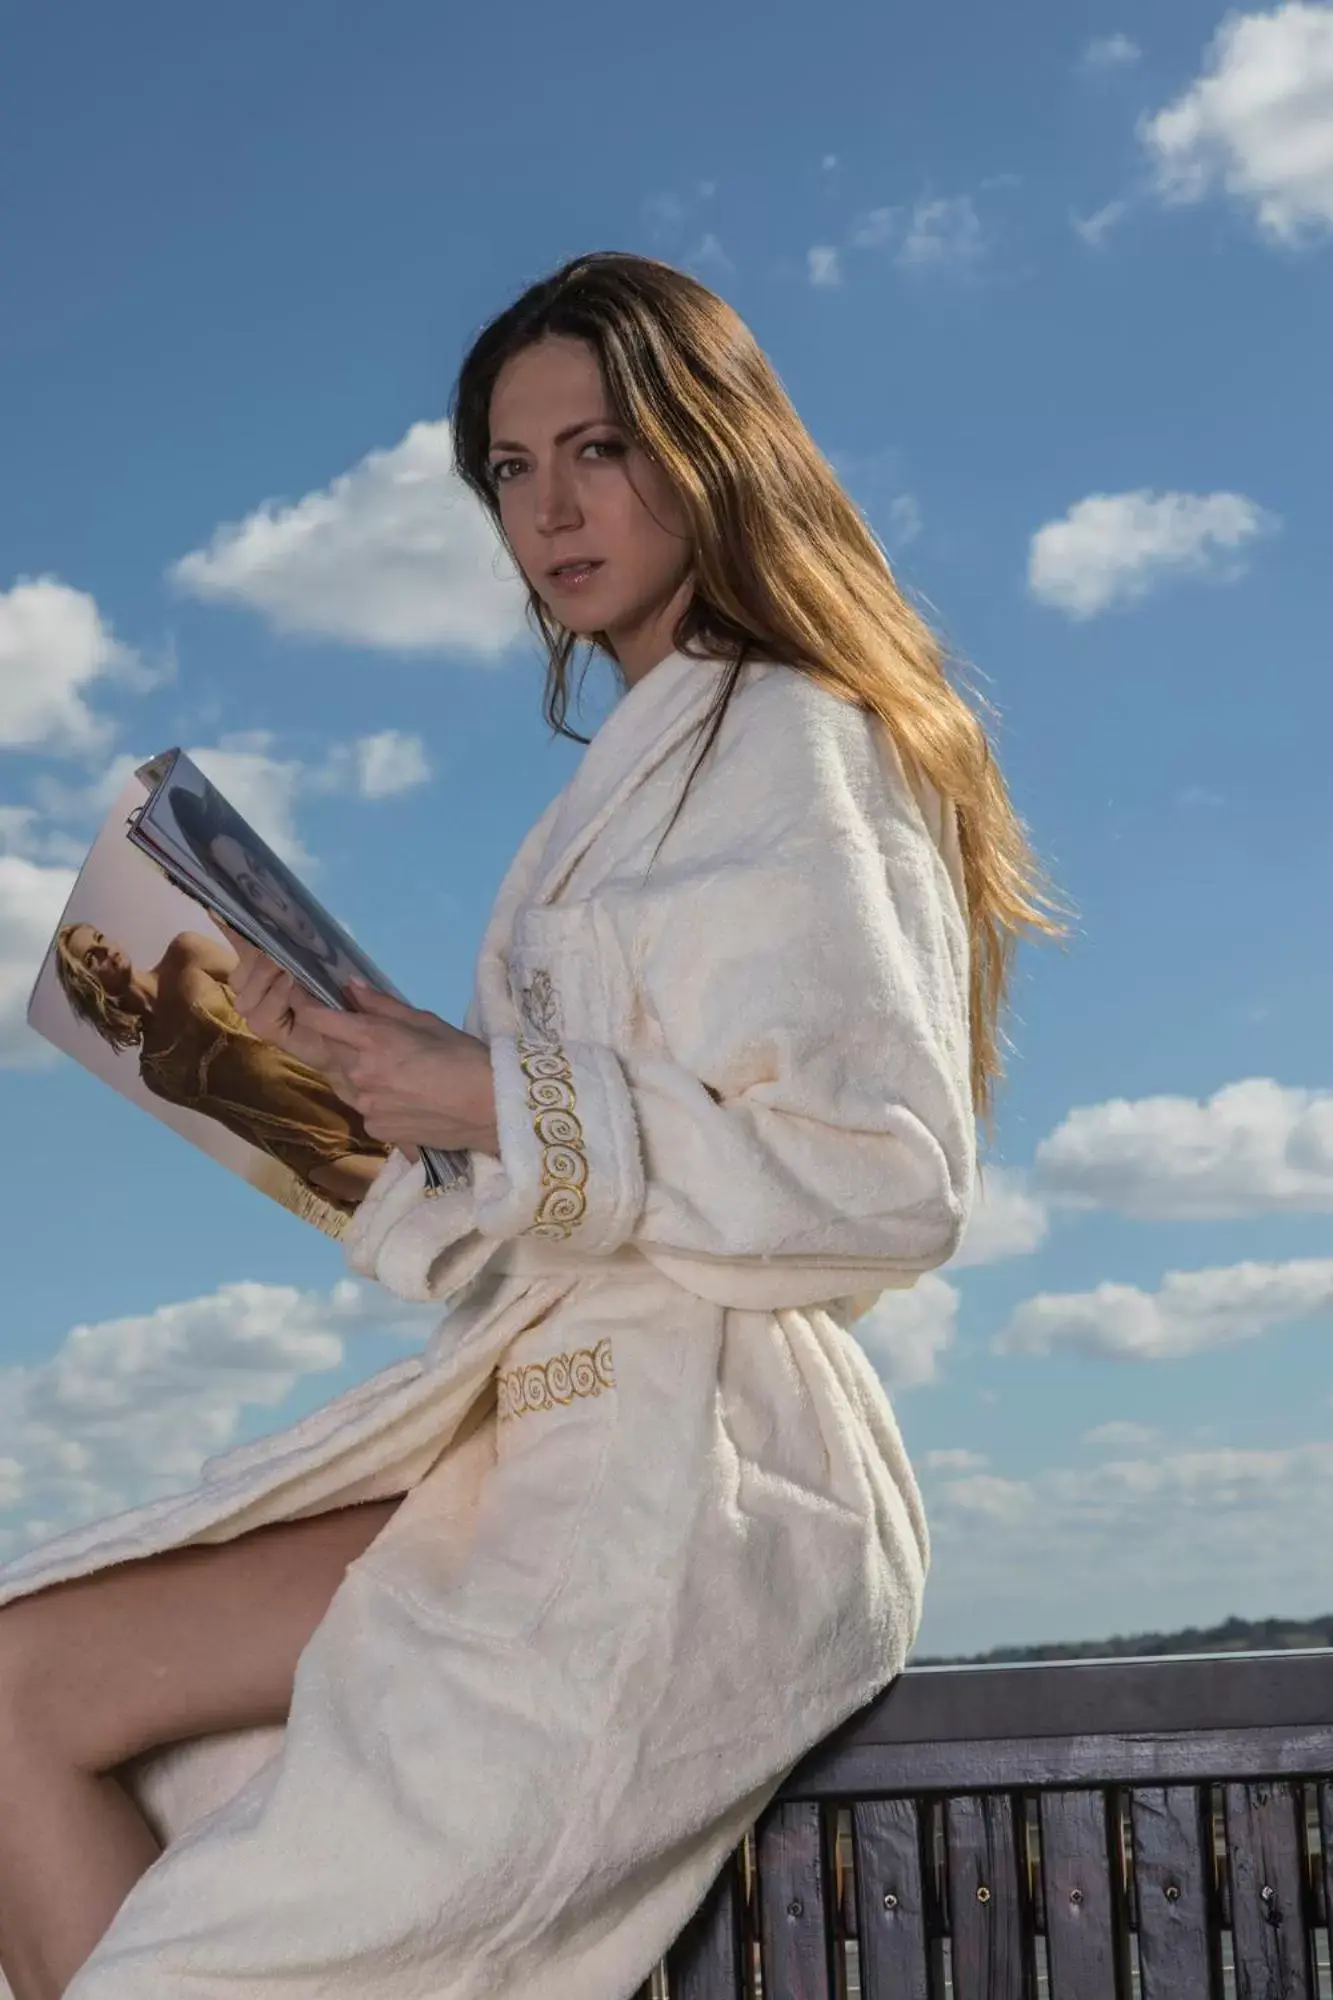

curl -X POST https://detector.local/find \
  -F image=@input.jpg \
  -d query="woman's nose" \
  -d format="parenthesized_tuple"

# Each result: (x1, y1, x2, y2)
(534, 461, 582, 534)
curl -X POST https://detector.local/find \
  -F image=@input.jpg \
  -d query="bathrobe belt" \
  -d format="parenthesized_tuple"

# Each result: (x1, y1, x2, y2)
(484, 1233, 919, 1318)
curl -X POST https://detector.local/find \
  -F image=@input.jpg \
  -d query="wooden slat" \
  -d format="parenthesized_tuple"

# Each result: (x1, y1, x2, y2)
(1038, 1789, 1127, 2000)
(944, 1793, 1029, 2000)
(667, 1846, 748, 2000)
(1223, 1781, 1315, 2000)
(1129, 1785, 1215, 2000)
(849, 1797, 932, 1999)
(754, 1800, 837, 2000)
(1318, 1782, 1333, 1934)
(783, 1723, 1333, 1799)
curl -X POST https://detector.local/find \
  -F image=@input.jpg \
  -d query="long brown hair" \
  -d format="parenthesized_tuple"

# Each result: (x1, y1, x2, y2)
(451, 251, 1069, 1133)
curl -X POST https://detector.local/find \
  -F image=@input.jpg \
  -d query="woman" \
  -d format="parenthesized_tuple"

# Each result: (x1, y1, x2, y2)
(163, 779, 379, 1000)
(52, 921, 390, 1211)
(0, 252, 1062, 2000)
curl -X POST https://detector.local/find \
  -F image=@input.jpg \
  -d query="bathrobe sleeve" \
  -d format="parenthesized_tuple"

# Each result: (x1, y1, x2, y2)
(471, 672, 976, 1309)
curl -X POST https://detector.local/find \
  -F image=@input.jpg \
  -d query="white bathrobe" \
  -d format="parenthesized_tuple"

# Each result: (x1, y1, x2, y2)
(0, 648, 975, 2000)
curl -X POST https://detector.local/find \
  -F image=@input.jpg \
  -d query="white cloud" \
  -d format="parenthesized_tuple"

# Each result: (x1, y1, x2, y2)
(1080, 32, 1142, 70)
(995, 1256, 1333, 1361)
(1141, 3, 1333, 245)
(347, 730, 431, 800)
(886, 494, 923, 547)
(1072, 199, 1129, 247)
(687, 233, 735, 278)
(807, 245, 843, 288)
(1083, 1420, 1161, 1448)
(170, 420, 527, 659)
(1034, 1077, 1333, 1219)
(0, 1278, 436, 1554)
(1027, 488, 1277, 617)
(952, 1164, 1049, 1267)
(897, 196, 986, 271)
(0, 853, 78, 1067)
(854, 1272, 958, 1389)
(919, 1429, 1333, 1655)
(922, 1447, 988, 1473)
(848, 207, 898, 250)
(0, 577, 151, 756)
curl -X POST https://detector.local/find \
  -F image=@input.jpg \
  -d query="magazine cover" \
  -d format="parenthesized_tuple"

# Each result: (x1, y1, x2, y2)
(27, 758, 463, 1240)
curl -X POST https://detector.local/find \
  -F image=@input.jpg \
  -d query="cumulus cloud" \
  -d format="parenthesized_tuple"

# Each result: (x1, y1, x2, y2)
(0, 1278, 437, 1555)
(1027, 488, 1277, 617)
(1034, 1077, 1333, 1219)
(346, 729, 431, 800)
(919, 1428, 1333, 1656)
(1141, 2, 1333, 245)
(1080, 32, 1142, 70)
(898, 196, 986, 271)
(1083, 1420, 1161, 1449)
(807, 245, 842, 288)
(687, 233, 735, 278)
(1072, 199, 1129, 248)
(0, 577, 151, 756)
(922, 1447, 988, 1473)
(848, 207, 898, 250)
(170, 420, 527, 658)
(854, 1272, 959, 1389)
(995, 1256, 1333, 1361)
(0, 853, 78, 1066)
(951, 1164, 1050, 1268)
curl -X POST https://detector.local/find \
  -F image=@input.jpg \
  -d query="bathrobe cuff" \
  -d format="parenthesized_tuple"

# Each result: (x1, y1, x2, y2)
(473, 1035, 645, 1254)
(343, 1149, 496, 1304)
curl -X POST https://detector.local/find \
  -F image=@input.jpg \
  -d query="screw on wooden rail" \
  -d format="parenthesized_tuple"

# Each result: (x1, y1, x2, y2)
(787, 1899, 803, 1919)
(882, 1892, 899, 1911)
(1070, 1889, 1085, 1906)
(1164, 1885, 1181, 1903)
(976, 1886, 992, 1904)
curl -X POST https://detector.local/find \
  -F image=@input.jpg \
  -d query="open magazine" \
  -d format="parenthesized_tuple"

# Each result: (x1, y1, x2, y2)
(27, 749, 470, 1241)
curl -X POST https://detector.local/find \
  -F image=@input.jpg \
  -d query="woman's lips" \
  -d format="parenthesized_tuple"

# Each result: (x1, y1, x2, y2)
(547, 560, 603, 591)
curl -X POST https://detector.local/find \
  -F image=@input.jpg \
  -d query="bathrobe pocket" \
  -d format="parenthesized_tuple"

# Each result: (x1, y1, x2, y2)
(507, 898, 637, 1048)
(351, 1318, 620, 1649)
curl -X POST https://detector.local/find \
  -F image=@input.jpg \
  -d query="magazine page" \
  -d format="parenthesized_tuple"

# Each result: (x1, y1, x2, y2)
(131, 752, 469, 1193)
(26, 772, 403, 1241)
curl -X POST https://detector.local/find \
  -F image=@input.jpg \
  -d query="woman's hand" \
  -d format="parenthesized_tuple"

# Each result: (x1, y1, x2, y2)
(303, 982, 500, 1159)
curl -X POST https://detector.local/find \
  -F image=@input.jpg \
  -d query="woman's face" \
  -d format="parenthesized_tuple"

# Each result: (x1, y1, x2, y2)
(487, 335, 694, 677)
(209, 834, 325, 954)
(66, 924, 132, 998)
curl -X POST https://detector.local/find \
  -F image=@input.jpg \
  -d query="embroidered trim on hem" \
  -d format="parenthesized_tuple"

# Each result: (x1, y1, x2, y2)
(497, 1338, 616, 1422)
(516, 1035, 588, 1239)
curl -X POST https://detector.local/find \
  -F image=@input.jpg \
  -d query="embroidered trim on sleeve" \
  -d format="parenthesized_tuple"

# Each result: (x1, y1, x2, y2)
(497, 1337, 616, 1422)
(515, 1036, 588, 1238)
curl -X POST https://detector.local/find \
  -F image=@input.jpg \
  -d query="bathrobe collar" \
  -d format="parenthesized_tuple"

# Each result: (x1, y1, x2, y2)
(529, 646, 734, 907)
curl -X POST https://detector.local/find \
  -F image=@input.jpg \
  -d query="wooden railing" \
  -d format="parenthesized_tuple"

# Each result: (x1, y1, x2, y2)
(635, 1648, 1333, 1998)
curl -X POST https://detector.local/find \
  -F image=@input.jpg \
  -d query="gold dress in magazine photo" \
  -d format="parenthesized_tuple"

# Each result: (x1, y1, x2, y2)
(27, 776, 393, 1238)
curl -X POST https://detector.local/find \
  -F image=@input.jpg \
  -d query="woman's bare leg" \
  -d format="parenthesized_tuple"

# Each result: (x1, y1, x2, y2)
(0, 1497, 401, 2000)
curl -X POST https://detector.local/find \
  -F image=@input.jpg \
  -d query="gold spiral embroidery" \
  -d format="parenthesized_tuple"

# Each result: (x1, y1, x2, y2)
(516, 1035, 588, 1239)
(497, 1337, 616, 1422)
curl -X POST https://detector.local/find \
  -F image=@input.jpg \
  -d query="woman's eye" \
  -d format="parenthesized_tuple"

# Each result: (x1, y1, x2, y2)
(489, 457, 524, 484)
(581, 438, 625, 461)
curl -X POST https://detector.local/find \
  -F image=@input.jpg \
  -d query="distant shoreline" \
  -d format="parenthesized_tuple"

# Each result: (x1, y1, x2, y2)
(914, 1609, 1333, 1667)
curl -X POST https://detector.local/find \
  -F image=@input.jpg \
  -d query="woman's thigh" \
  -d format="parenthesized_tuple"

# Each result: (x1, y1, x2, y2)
(0, 1498, 402, 1774)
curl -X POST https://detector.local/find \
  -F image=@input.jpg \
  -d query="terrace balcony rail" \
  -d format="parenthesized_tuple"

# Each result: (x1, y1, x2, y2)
(635, 1647, 1333, 1999)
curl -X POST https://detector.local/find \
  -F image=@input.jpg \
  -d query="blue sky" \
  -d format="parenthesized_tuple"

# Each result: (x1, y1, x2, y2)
(1, 0, 1330, 1657)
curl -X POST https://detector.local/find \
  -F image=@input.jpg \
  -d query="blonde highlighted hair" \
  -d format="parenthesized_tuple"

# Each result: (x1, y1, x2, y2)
(451, 252, 1069, 1132)
(55, 923, 144, 1053)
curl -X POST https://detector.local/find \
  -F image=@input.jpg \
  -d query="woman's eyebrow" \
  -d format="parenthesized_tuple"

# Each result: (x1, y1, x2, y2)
(487, 417, 614, 454)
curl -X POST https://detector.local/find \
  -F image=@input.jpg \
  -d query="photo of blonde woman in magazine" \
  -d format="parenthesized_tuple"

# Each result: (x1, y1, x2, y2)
(53, 921, 391, 1212)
